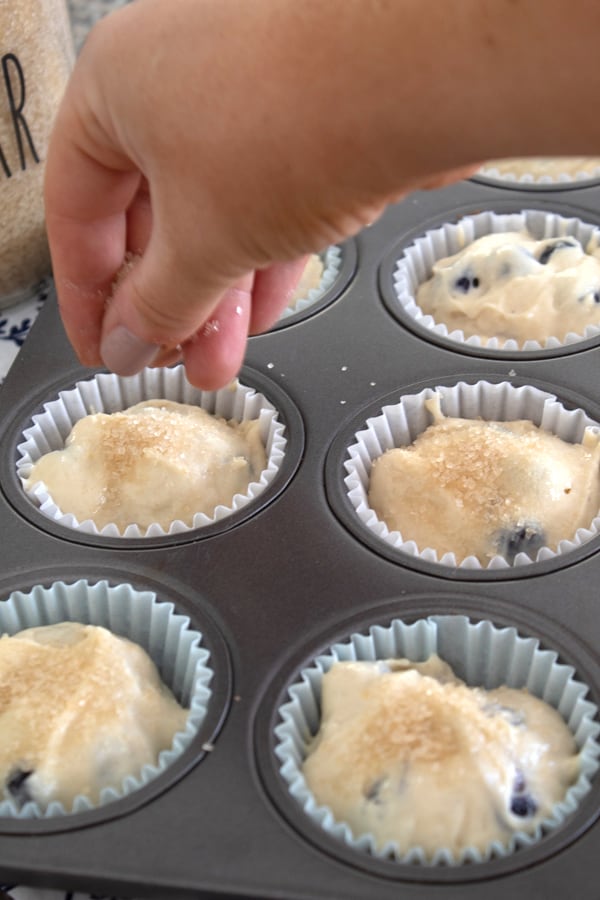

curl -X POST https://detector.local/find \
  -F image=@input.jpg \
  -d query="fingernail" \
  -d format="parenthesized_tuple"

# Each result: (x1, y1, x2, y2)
(100, 325, 160, 375)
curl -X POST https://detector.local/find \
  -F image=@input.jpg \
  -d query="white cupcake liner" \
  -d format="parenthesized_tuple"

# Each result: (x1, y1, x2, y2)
(278, 245, 343, 320)
(393, 209, 600, 352)
(344, 380, 600, 570)
(274, 614, 600, 865)
(478, 160, 600, 185)
(16, 365, 287, 537)
(0, 578, 212, 819)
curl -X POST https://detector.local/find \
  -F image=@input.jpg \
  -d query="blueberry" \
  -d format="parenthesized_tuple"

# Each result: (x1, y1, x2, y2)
(509, 769, 538, 818)
(364, 777, 384, 804)
(537, 237, 579, 265)
(5, 767, 33, 806)
(454, 272, 480, 293)
(483, 702, 525, 727)
(496, 522, 547, 563)
(510, 793, 538, 818)
(512, 768, 526, 793)
(577, 289, 600, 305)
(507, 708, 525, 727)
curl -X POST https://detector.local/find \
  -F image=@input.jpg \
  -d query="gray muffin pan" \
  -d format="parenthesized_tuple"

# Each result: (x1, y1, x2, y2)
(1, 176, 600, 898)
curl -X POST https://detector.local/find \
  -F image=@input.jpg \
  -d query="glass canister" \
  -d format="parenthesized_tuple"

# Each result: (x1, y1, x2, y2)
(0, 0, 74, 309)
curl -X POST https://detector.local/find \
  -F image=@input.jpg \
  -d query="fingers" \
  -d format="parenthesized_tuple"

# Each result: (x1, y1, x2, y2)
(182, 281, 253, 390)
(152, 345, 183, 368)
(46, 98, 266, 391)
(249, 257, 310, 334)
(44, 128, 141, 366)
(126, 178, 153, 255)
(44, 10, 237, 380)
(97, 215, 243, 375)
(100, 254, 310, 388)
(97, 179, 256, 389)
(44, 62, 143, 368)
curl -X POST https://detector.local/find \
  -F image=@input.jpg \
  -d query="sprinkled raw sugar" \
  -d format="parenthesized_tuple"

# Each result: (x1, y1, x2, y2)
(367, 396, 600, 564)
(203, 319, 220, 336)
(25, 399, 268, 531)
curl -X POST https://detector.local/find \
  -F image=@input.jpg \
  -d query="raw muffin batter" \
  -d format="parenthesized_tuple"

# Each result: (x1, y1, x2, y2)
(416, 230, 600, 346)
(367, 398, 600, 564)
(481, 157, 600, 180)
(26, 399, 267, 530)
(0, 622, 189, 809)
(303, 655, 579, 858)
(288, 253, 324, 308)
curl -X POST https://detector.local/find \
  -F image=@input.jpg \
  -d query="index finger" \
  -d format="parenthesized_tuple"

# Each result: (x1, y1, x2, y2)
(44, 103, 141, 366)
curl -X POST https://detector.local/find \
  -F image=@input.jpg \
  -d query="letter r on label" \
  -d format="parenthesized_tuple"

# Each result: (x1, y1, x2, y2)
(2, 52, 39, 171)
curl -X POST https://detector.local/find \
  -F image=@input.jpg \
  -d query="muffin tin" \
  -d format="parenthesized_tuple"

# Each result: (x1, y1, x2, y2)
(1, 175, 600, 898)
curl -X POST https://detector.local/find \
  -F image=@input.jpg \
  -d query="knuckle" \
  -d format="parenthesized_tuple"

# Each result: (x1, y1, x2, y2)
(127, 272, 196, 343)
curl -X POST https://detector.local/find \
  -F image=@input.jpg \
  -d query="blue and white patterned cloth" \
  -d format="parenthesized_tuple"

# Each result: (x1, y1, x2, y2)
(0, 283, 50, 384)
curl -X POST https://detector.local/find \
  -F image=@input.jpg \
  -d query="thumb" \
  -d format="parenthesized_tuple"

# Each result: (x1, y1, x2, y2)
(99, 240, 254, 388)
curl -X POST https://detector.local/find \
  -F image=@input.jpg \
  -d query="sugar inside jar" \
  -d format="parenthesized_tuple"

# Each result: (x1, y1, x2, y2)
(0, 1, 73, 307)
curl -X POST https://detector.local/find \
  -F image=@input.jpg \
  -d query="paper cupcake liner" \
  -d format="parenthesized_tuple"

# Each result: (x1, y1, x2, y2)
(393, 209, 600, 352)
(278, 245, 343, 320)
(343, 379, 600, 570)
(274, 614, 600, 865)
(16, 365, 287, 537)
(478, 159, 600, 185)
(0, 578, 212, 819)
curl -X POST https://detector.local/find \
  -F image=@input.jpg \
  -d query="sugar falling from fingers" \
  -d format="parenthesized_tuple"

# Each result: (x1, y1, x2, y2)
(202, 319, 220, 337)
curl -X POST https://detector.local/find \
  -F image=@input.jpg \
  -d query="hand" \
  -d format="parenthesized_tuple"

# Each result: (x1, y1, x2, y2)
(44, 0, 483, 389)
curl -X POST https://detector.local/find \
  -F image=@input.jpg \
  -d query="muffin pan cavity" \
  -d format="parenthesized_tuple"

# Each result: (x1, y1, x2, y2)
(0, 364, 304, 548)
(474, 161, 600, 189)
(2, 177, 600, 897)
(255, 603, 600, 881)
(0, 575, 231, 835)
(326, 376, 600, 578)
(270, 240, 358, 330)
(379, 202, 600, 359)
